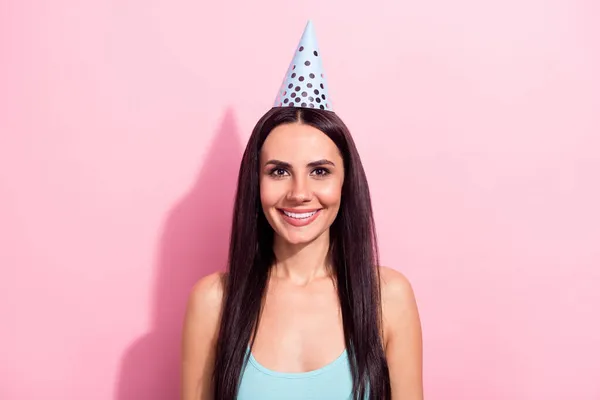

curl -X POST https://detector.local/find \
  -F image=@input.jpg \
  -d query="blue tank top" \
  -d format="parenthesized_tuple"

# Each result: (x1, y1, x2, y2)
(237, 348, 355, 399)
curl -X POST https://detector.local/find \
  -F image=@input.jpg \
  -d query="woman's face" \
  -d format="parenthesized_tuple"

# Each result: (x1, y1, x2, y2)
(259, 122, 345, 246)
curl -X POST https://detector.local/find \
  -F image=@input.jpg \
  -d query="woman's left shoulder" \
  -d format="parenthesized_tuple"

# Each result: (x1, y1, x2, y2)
(378, 266, 417, 304)
(378, 267, 424, 400)
(378, 266, 421, 336)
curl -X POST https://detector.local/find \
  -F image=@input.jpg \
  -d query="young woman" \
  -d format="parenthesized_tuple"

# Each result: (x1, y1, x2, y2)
(181, 106, 423, 399)
(182, 20, 422, 400)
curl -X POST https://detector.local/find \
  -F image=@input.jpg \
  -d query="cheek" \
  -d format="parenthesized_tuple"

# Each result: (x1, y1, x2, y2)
(259, 179, 282, 207)
(315, 181, 343, 206)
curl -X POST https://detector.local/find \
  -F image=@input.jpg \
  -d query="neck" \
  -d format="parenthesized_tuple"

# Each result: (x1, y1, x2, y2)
(271, 231, 331, 285)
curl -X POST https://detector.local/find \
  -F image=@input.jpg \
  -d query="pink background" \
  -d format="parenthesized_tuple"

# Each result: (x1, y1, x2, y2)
(1, 1, 599, 399)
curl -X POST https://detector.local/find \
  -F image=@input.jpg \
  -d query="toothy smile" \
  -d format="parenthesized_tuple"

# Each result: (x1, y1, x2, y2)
(278, 208, 322, 227)
(282, 210, 318, 219)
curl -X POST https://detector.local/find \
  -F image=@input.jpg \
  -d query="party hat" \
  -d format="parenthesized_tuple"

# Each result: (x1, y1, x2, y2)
(273, 20, 333, 111)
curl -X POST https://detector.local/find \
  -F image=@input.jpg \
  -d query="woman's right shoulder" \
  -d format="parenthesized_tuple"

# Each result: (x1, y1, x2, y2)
(181, 272, 228, 399)
(187, 271, 227, 313)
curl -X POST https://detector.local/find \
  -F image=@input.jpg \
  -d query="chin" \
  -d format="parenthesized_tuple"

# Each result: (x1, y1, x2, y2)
(276, 223, 330, 246)
(281, 232, 319, 245)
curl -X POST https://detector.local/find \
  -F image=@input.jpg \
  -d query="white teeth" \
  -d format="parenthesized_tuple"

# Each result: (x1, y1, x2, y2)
(283, 210, 317, 219)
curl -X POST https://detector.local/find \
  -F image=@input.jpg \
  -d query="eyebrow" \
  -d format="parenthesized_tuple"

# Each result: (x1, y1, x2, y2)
(265, 159, 336, 168)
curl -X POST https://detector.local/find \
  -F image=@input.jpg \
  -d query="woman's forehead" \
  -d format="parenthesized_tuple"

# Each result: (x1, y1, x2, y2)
(261, 124, 339, 159)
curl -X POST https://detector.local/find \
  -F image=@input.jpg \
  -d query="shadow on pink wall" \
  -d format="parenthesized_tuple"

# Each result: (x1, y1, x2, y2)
(115, 108, 245, 399)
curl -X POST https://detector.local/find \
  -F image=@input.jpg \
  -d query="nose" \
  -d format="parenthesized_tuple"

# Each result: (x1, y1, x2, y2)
(286, 175, 312, 203)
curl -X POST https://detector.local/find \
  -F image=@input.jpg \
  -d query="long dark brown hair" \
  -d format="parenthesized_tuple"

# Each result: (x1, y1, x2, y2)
(213, 107, 390, 399)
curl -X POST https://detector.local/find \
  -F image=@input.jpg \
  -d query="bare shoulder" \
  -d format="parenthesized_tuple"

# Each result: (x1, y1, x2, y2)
(187, 271, 226, 312)
(379, 266, 418, 308)
(378, 266, 421, 343)
(378, 266, 423, 399)
(183, 271, 226, 342)
(181, 272, 226, 400)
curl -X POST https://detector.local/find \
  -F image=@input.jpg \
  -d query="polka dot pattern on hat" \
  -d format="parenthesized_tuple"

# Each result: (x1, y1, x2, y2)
(273, 20, 333, 111)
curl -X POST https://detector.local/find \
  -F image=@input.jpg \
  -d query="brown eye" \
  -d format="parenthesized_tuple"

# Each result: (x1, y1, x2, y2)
(312, 168, 330, 176)
(270, 168, 288, 177)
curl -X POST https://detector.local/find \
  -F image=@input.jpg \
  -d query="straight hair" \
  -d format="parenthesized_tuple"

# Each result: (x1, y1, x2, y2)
(213, 107, 390, 399)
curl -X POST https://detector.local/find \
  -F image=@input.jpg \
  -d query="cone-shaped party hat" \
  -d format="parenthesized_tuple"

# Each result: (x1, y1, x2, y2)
(273, 20, 333, 111)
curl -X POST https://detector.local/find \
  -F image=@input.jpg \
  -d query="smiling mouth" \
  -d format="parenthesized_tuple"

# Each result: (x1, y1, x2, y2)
(277, 208, 322, 227)
(281, 210, 318, 219)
